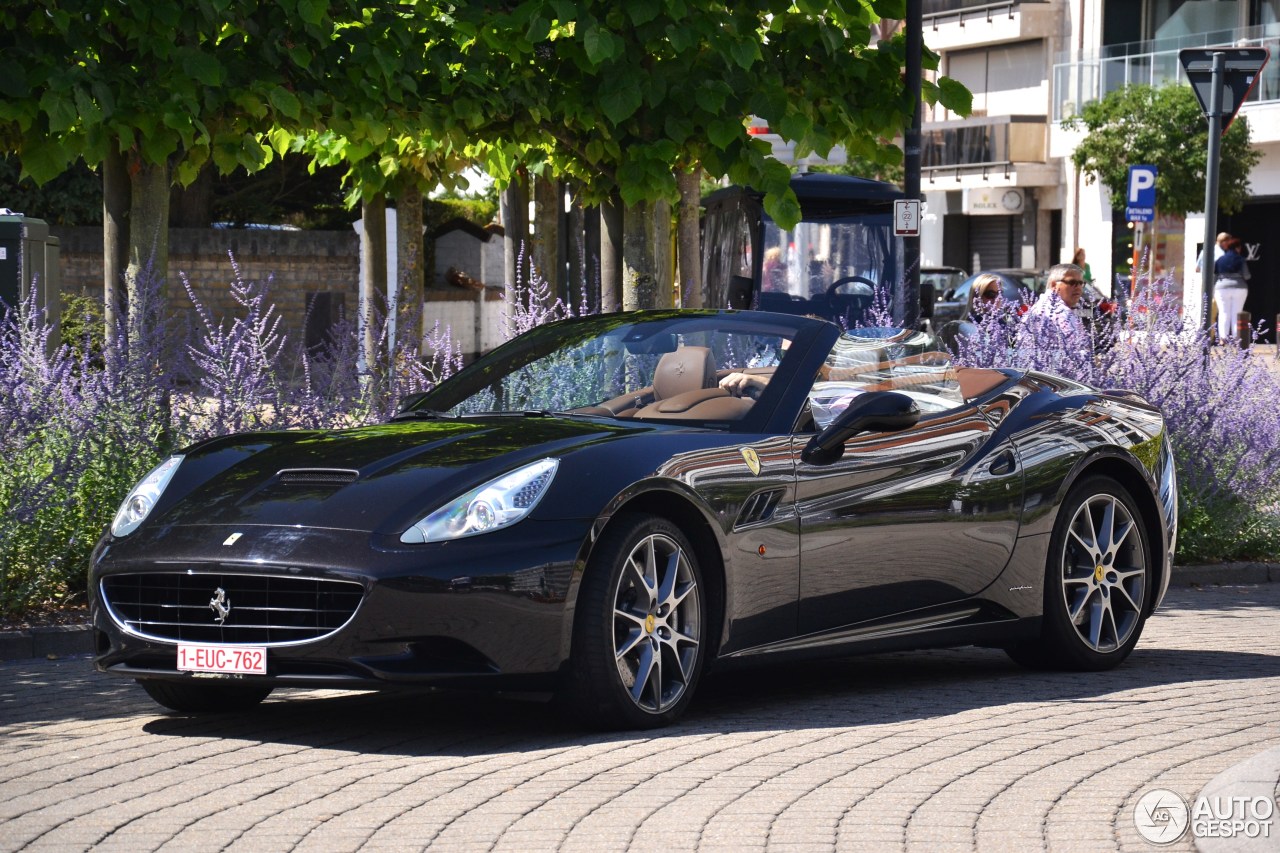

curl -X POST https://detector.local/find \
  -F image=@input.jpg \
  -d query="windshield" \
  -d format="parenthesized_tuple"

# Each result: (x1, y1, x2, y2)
(413, 312, 821, 429)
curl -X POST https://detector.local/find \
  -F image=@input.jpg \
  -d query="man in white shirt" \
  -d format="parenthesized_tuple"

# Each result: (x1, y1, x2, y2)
(1015, 264, 1091, 377)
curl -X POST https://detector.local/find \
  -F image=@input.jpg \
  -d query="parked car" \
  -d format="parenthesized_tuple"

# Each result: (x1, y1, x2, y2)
(921, 267, 968, 300)
(90, 310, 1177, 730)
(932, 269, 1044, 328)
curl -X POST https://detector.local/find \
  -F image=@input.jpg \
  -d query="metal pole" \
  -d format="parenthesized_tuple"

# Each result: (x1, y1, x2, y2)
(1201, 51, 1225, 336)
(903, 0, 922, 330)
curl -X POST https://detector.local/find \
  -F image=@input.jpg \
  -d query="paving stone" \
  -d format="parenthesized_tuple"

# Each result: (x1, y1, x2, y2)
(1, 585, 1278, 852)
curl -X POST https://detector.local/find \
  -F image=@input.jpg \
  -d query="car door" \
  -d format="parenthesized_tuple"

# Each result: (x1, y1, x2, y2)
(793, 360, 1024, 635)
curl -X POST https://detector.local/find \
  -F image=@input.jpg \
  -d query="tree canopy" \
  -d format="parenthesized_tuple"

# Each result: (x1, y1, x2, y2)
(456, 0, 970, 228)
(1064, 83, 1260, 217)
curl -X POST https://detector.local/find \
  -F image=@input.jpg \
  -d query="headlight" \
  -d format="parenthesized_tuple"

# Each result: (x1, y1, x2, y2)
(110, 455, 184, 537)
(401, 458, 559, 544)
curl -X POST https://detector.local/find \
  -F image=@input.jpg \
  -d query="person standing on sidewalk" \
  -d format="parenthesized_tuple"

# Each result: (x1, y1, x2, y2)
(1213, 237, 1251, 342)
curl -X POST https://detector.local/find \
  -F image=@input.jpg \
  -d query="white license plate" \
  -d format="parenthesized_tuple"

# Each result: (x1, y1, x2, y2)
(177, 643, 267, 675)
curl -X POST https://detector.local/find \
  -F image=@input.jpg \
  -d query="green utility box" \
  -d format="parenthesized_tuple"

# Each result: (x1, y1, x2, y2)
(0, 211, 61, 345)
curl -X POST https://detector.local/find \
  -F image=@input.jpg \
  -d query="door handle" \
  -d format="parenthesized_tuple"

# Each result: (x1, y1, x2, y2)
(989, 449, 1017, 476)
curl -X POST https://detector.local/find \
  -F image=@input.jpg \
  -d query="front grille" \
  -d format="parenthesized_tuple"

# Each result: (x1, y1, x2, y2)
(102, 572, 364, 646)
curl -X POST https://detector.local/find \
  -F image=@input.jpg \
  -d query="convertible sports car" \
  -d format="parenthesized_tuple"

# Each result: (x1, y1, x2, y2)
(90, 310, 1178, 729)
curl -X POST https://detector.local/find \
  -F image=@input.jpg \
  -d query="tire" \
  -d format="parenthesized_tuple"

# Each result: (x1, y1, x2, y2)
(139, 679, 273, 713)
(564, 514, 707, 730)
(1006, 475, 1153, 671)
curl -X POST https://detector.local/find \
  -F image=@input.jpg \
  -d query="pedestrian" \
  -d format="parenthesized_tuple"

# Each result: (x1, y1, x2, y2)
(1014, 263, 1090, 377)
(1213, 237, 1251, 341)
(1071, 247, 1094, 284)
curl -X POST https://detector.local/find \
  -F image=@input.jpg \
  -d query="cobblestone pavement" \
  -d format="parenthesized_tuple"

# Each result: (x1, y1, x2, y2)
(2, 584, 1278, 853)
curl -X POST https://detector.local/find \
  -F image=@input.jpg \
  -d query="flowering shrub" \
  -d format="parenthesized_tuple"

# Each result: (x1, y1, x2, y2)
(0, 257, 463, 616)
(947, 272, 1280, 564)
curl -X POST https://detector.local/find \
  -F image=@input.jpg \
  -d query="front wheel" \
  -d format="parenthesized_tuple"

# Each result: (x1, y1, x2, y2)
(1006, 476, 1153, 671)
(564, 514, 707, 730)
(139, 679, 273, 713)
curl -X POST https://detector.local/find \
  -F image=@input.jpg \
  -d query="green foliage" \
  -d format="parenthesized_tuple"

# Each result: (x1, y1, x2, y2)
(458, 1, 969, 229)
(60, 290, 106, 364)
(0, 424, 160, 614)
(0, 156, 102, 226)
(1064, 83, 1261, 216)
(426, 198, 499, 232)
(1176, 494, 1280, 565)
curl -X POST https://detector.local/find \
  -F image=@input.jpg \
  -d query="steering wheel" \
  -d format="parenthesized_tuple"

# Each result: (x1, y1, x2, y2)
(826, 275, 878, 297)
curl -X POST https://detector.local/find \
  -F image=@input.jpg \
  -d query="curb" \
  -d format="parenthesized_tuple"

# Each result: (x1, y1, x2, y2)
(1173, 562, 1280, 587)
(1193, 744, 1280, 853)
(2, 563, 1276, 664)
(0, 624, 94, 663)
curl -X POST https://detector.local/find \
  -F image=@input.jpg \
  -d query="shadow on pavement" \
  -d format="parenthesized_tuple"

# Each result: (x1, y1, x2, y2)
(110, 644, 1280, 755)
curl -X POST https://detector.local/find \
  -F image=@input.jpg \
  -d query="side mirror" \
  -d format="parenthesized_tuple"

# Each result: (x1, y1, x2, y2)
(802, 391, 921, 465)
(396, 391, 429, 414)
(942, 288, 956, 302)
(919, 282, 936, 319)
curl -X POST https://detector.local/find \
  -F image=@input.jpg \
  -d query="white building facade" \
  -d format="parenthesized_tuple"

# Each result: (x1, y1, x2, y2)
(919, 0, 1280, 341)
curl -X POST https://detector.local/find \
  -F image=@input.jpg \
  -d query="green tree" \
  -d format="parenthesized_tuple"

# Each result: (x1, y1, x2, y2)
(0, 1, 403, 338)
(1065, 83, 1260, 217)
(457, 0, 970, 308)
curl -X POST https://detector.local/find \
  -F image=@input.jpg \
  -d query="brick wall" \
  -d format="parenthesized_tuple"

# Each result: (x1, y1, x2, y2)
(51, 226, 509, 359)
(52, 226, 360, 345)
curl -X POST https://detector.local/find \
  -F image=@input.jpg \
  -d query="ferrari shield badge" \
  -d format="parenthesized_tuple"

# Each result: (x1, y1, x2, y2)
(740, 447, 762, 476)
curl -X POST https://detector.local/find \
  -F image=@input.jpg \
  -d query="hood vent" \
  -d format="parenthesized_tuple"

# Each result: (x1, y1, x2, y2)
(735, 489, 785, 529)
(277, 468, 359, 485)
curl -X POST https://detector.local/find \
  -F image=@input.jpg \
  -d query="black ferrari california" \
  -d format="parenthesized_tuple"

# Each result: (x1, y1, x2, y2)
(90, 310, 1177, 729)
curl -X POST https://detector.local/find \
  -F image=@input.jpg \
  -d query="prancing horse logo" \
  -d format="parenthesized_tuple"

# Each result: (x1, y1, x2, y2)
(209, 587, 232, 625)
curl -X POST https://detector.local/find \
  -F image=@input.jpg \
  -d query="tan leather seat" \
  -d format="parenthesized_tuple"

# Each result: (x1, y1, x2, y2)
(652, 346, 717, 400)
(633, 346, 754, 421)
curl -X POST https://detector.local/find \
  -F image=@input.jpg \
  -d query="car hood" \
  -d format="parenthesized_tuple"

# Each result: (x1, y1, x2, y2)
(149, 416, 645, 534)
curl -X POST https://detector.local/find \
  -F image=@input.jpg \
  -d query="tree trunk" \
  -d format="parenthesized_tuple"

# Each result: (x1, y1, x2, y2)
(622, 199, 672, 310)
(102, 147, 130, 343)
(566, 189, 585, 312)
(360, 194, 387, 380)
(600, 192, 623, 313)
(396, 184, 425, 353)
(583, 203, 601, 314)
(125, 157, 171, 343)
(532, 174, 560, 303)
(676, 166, 703, 308)
(500, 173, 530, 313)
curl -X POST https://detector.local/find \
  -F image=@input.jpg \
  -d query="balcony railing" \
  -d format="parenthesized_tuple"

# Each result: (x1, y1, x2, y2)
(922, 115, 1046, 178)
(923, 0, 1047, 25)
(1053, 23, 1280, 121)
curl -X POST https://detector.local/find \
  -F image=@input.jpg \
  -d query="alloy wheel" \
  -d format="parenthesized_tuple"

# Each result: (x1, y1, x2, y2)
(1059, 493, 1147, 653)
(611, 532, 701, 713)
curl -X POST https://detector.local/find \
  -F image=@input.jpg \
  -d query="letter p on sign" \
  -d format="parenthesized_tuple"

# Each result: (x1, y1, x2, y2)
(1128, 166, 1156, 203)
(1126, 165, 1157, 222)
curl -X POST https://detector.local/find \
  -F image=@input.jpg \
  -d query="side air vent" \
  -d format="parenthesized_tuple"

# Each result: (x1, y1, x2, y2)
(735, 489, 785, 529)
(277, 468, 359, 485)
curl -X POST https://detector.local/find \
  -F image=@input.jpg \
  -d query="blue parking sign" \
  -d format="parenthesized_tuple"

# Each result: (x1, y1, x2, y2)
(1126, 166, 1157, 222)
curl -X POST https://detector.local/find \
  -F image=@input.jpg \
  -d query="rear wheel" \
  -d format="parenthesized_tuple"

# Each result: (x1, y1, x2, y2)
(139, 679, 273, 713)
(1007, 476, 1152, 671)
(565, 514, 706, 730)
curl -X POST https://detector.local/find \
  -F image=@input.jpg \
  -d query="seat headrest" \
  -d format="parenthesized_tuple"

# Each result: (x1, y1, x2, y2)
(653, 346, 717, 400)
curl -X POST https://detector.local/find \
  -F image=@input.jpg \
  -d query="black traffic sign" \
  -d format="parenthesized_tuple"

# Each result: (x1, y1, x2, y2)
(1180, 47, 1270, 132)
